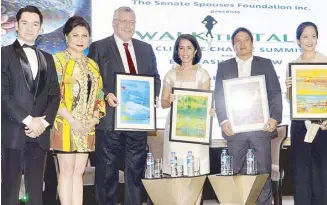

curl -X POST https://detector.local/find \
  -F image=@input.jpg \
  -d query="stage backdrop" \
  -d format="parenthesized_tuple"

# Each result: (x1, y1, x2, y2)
(91, 0, 327, 142)
(1, 0, 91, 54)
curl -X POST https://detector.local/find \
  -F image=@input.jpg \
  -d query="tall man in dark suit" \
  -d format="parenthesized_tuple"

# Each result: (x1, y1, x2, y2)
(1, 6, 60, 205)
(214, 27, 283, 205)
(88, 6, 161, 205)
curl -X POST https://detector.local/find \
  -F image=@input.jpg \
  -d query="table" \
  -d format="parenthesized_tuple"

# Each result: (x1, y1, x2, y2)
(208, 174, 268, 205)
(142, 175, 206, 205)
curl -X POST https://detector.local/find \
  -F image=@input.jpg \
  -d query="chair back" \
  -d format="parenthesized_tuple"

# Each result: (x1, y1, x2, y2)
(147, 129, 164, 160)
(271, 125, 288, 204)
(271, 125, 288, 166)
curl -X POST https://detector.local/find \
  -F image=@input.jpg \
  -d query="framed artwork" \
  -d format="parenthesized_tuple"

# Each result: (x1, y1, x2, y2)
(289, 63, 327, 120)
(223, 75, 270, 133)
(169, 88, 213, 145)
(114, 73, 156, 131)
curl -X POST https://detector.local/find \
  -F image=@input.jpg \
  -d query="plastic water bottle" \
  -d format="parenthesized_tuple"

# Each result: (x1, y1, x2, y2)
(170, 152, 177, 177)
(246, 149, 255, 175)
(221, 149, 229, 175)
(187, 151, 194, 177)
(145, 152, 154, 178)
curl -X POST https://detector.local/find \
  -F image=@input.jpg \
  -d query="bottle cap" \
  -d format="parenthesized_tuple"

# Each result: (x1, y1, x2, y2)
(147, 152, 152, 156)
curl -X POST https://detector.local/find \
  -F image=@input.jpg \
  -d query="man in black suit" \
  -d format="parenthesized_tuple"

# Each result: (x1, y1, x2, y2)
(214, 27, 283, 205)
(88, 6, 161, 205)
(1, 6, 60, 205)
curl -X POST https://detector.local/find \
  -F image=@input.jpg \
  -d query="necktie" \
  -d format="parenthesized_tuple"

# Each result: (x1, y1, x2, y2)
(123, 43, 136, 74)
(22, 44, 36, 50)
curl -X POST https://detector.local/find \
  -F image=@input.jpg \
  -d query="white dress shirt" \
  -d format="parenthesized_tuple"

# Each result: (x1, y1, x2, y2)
(18, 39, 49, 128)
(18, 39, 39, 79)
(236, 55, 253, 78)
(114, 34, 138, 73)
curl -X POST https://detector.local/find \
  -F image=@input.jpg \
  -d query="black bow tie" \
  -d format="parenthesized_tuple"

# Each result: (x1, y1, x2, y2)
(22, 44, 36, 50)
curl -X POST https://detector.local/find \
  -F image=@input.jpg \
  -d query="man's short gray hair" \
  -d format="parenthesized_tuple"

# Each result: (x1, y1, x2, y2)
(113, 6, 135, 20)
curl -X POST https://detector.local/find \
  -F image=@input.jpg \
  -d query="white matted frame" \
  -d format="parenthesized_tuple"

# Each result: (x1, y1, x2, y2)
(223, 75, 270, 133)
(114, 73, 156, 131)
(169, 88, 213, 145)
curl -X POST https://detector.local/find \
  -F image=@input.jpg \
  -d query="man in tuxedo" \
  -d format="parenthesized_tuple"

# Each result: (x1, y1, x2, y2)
(1, 6, 60, 205)
(88, 6, 161, 205)
(214, 27, 283, 205)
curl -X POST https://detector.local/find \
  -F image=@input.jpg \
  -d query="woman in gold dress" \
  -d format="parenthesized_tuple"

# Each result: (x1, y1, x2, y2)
(50, 16, 105, 205)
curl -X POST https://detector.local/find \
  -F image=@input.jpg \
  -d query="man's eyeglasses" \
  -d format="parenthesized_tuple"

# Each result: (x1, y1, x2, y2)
(115, 19, 136, 26)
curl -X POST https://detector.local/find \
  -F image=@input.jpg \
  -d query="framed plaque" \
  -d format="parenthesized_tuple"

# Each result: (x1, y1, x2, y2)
(289, 63, 327, 120)
(114, 73, 156, 131)
(223, 75, 270, 133)
(170, 88, 213, 145)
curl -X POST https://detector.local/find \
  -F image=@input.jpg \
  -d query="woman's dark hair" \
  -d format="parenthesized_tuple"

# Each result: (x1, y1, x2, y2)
(296, 22, 318, 40)
(173, 34, 202, 65)
(63, 16, 91, 36)
(231, 27, 253, 46)
(16, 5, 43, 24)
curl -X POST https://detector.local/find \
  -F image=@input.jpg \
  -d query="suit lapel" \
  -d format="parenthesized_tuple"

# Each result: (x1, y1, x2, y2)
(250, 56, 260, 76)
(229, 58, 238, 78)
(13, 40, 35, 93)
(35, 49, 47, 97)
(132, 39, 141, 74)
(108, 35, 125, 73)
